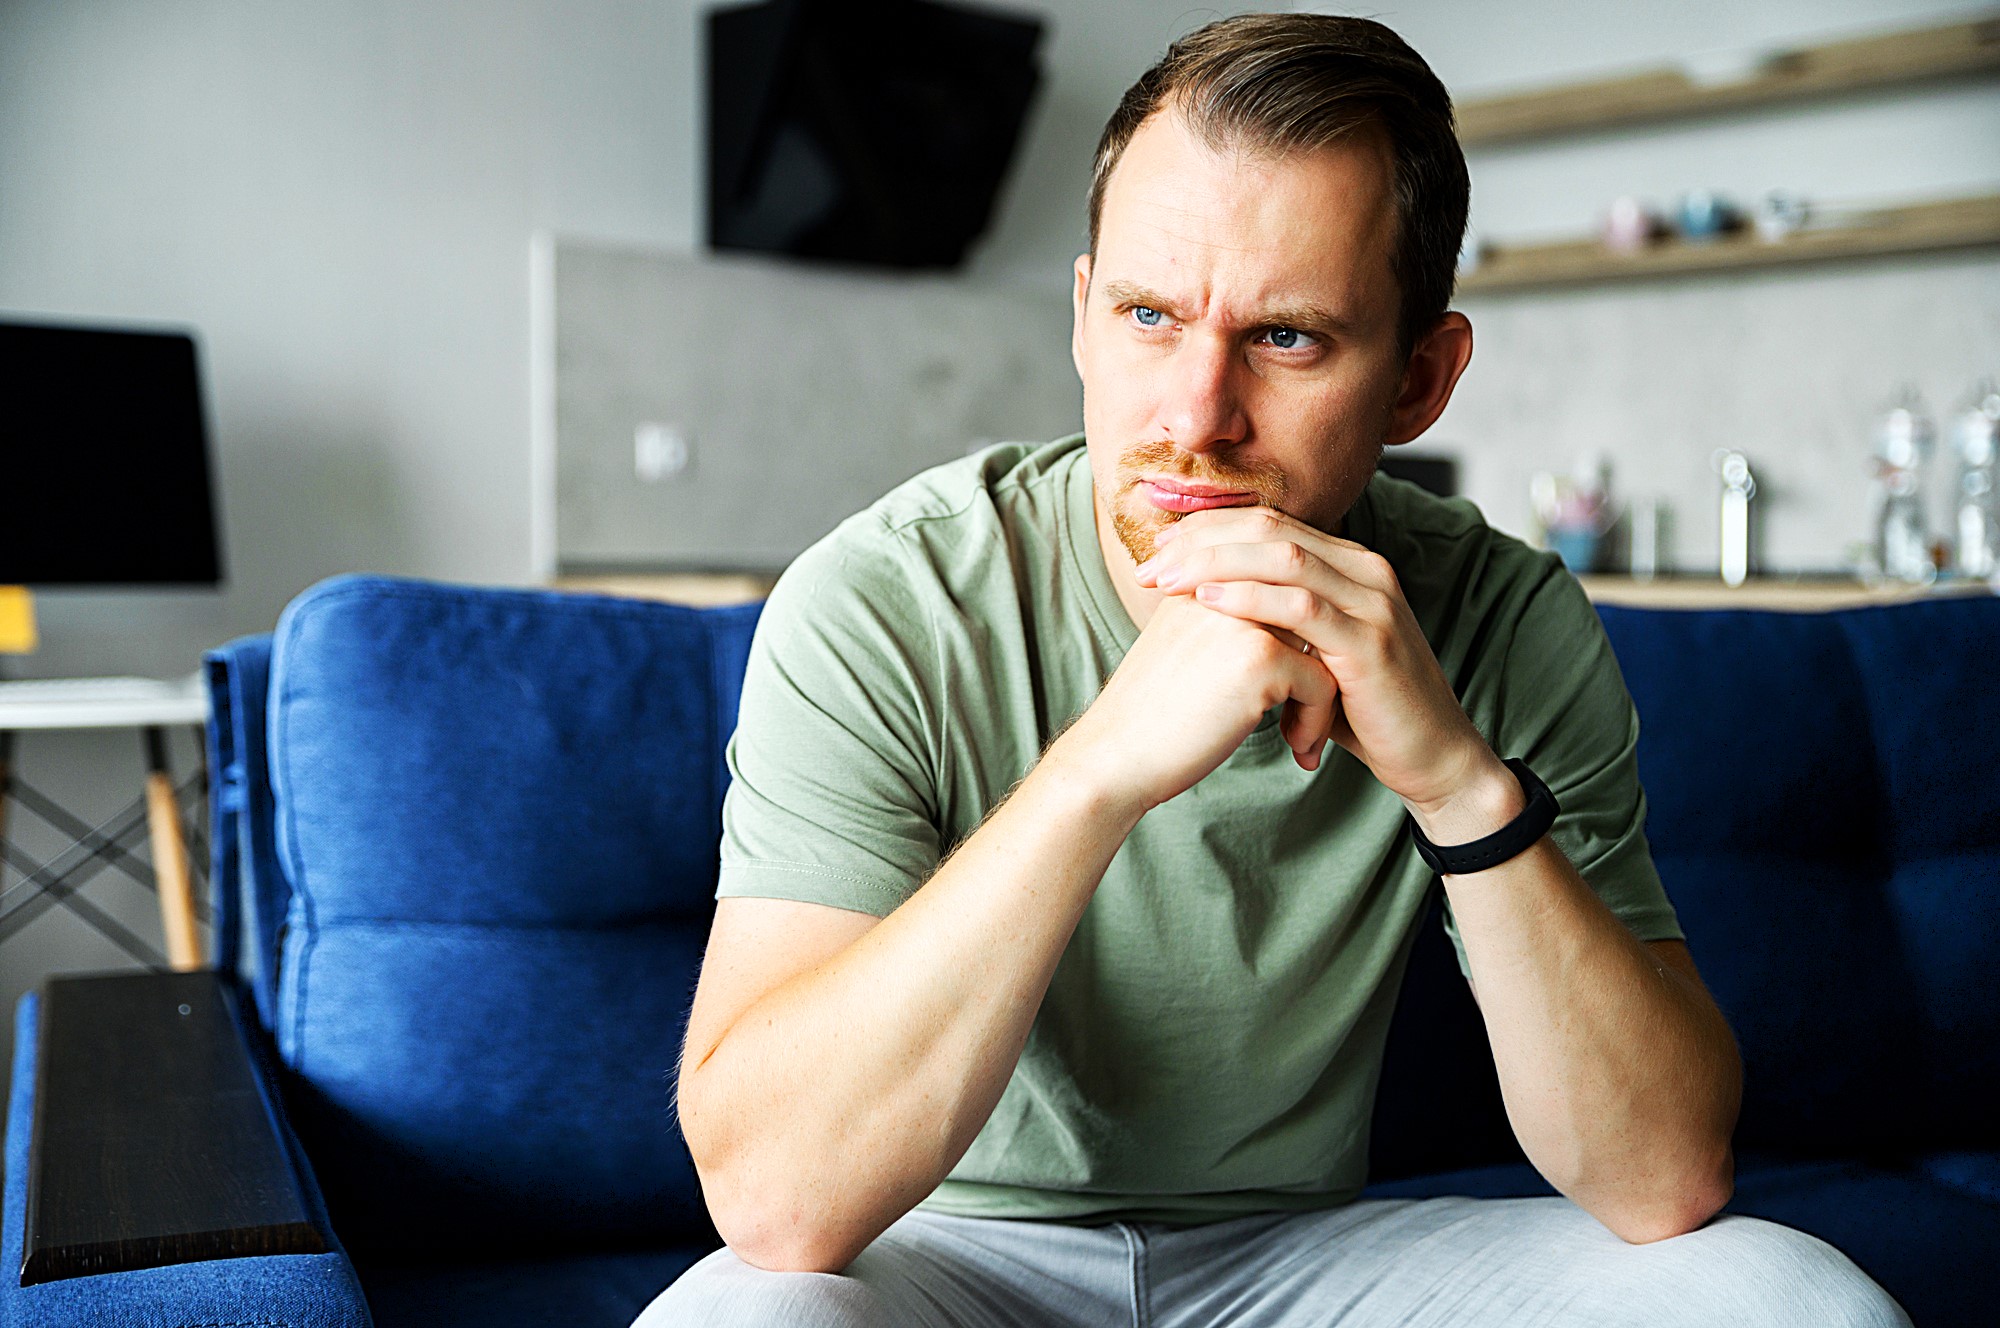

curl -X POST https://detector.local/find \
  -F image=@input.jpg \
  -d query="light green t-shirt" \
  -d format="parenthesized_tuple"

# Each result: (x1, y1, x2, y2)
(717, 435, 1682, 1226)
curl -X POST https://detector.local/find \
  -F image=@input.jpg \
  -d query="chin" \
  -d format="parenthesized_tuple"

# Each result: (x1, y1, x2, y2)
(1110, 500, 1176, 565)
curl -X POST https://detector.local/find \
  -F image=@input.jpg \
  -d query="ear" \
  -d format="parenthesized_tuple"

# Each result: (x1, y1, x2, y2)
(1070, 253, 1092, 381)
(1385, 311, 1473, 448)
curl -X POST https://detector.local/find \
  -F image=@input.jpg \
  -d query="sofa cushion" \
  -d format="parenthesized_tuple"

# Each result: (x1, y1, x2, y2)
(267, 576, 758, 1257)
(1375, 598, 1999, 1181)
(278, 924, 711, 1256)
(1597, 606, 1915, 1156)
(1724, 1154, 1999, 1328)
(1597, 601, 2000, 1157)
(1836, 600, 2000, 1147)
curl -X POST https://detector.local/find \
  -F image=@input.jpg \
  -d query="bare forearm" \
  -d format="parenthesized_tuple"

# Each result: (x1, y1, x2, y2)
(679, 743, 1140, 1271)
(1439, 823, 1741, 1242)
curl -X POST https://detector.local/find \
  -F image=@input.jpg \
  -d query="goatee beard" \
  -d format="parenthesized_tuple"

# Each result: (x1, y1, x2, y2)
(1109, 440, 1291, 564)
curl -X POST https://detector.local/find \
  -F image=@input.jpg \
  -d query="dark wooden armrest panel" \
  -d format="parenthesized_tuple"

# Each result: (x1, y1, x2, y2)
(22, 969, 329, 1286)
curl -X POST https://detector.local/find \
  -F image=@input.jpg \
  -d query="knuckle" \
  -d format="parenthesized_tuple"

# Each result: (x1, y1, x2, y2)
(1247, 630, 1291, 668)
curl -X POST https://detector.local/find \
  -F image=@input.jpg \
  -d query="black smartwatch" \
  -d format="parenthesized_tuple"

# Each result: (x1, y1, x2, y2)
(1409, 758, 1559, 876)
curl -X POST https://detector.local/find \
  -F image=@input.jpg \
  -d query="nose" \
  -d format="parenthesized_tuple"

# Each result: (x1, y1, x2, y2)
(1155, 332, 1248, 456)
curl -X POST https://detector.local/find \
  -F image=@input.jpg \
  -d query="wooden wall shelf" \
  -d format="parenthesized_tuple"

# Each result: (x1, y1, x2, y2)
(555, 571, 1997, 615)
(554, 571, 775, 605)
(1458, 14, 2000, 147)
(1457, 192, 2000, 294)
(1579, 575, 1994, 611)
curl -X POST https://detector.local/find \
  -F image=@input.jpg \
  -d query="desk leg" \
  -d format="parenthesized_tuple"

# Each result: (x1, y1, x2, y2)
(1, 729, 13, 872)
(144, 727, 203, 970)
(0, 729, 13, 886)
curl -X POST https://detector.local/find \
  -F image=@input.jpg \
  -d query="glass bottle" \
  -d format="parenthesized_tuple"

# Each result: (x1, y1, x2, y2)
(1874, 394, 1935, 585)
(1953, 385, 1999, 580)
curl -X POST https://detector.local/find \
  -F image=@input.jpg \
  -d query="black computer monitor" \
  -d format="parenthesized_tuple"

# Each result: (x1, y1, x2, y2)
(0, 319, 224, 586)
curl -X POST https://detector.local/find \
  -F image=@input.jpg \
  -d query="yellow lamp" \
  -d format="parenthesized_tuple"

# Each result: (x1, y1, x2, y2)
(0, 587, 36, 654)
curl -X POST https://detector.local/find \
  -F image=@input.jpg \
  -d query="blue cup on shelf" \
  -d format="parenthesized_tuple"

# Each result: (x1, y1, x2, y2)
(1552, 528, 1600, 574)
(1676, 190, 1742, 243)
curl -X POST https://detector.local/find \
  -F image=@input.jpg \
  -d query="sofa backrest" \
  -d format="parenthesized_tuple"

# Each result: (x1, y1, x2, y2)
(1371, 596, 2000, 1179)
(231, 578, 1996, 1245)
(1608, 598, 2000, 1156)
(257, 575, 758, 1259)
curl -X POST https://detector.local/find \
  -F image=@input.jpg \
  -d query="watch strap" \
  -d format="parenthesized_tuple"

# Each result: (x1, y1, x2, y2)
(1410, 758, 1559, 876)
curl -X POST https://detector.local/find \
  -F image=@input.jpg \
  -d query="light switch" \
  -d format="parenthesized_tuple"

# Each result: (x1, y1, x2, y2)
(635, 422, 693, 482)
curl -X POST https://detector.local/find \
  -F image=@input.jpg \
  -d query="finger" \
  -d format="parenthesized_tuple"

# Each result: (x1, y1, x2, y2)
(1281, 695, 1323, 769)
(1181, 584, 1337, 769)
(1152, 539, 1380, 617)
(1155, 506, 1400, 594)
(1268, 634, 1338, 770)
(1192, 578, 1375, 662)
(1283, 686, 1353, 770)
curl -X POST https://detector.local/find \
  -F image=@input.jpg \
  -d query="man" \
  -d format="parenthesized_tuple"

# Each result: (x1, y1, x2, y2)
(639, 14, 1908, 1326)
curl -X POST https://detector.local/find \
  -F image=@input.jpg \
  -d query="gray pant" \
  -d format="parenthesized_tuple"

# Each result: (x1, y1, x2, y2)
(634, 1197, 1911, 1327)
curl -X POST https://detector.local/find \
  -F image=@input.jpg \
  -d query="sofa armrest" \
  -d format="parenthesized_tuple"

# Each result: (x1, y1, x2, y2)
(5, 974, 371, 1327)
(24, 968, 326, 1281)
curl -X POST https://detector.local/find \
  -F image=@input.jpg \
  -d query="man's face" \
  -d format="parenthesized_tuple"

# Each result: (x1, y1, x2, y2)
(1072, 108, 1412, 567)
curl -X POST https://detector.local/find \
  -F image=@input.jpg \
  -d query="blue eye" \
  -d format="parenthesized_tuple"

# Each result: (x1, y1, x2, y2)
(1131, 306, 1164, 327)
(1265, 327, 1311, 350)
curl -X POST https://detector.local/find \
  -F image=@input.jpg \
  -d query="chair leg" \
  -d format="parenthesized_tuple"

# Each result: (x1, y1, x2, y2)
(143, 727, 203, 970)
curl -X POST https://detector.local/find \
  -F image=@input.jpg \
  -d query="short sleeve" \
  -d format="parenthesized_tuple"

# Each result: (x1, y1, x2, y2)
(1441, 565, 1685, 976)
(717, 523, 943, 917)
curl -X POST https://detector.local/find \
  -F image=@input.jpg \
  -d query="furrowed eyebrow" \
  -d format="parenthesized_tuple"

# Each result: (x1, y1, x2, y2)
(1099, 279, 1179, 316)
(1257, 303, 1360, 340)
(1097, 279, 1357, 340)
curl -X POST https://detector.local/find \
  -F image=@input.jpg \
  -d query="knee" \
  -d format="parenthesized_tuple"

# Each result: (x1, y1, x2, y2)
(631, 1246, 898, 1328)
(1659, 1217, 1911, 1328)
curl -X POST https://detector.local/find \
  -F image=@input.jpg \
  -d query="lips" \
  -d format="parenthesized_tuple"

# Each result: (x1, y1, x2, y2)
(1138, 478, 1261, 513)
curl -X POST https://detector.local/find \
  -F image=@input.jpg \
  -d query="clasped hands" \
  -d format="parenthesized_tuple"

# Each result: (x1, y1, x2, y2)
(1113, 505, 1512, 830)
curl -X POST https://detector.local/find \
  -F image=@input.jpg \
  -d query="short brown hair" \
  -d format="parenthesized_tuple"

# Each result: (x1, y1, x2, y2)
(1087, 13, 1468, 357)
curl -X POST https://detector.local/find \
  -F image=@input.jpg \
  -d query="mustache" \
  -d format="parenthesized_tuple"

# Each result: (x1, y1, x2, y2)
(1117, 440, 1289, 502)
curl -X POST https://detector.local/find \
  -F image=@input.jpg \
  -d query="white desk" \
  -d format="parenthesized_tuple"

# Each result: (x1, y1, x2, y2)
(0, 675, 210, 970)
(0, 675, 208, 731)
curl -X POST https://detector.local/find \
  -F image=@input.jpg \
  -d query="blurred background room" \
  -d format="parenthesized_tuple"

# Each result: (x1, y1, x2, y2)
(3, 0, 1997, 1110)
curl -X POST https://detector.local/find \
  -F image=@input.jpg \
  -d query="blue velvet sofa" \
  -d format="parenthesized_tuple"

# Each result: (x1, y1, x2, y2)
(5, 574, 1995, 1326)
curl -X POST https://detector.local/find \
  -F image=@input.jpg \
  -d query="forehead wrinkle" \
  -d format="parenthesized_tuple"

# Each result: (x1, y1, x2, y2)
(1124, 191, 1260, 259)
(1097, 120, 1392, 336)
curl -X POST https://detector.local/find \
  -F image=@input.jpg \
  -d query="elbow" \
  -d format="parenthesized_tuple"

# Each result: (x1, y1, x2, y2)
(702, 1173, 866, 1273)
(694, 1166, 853, 1273)
(714, 1211, 863, 1276)
(1602, 1153, 1736, 1245)
(681, 1085, 863, 1275)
